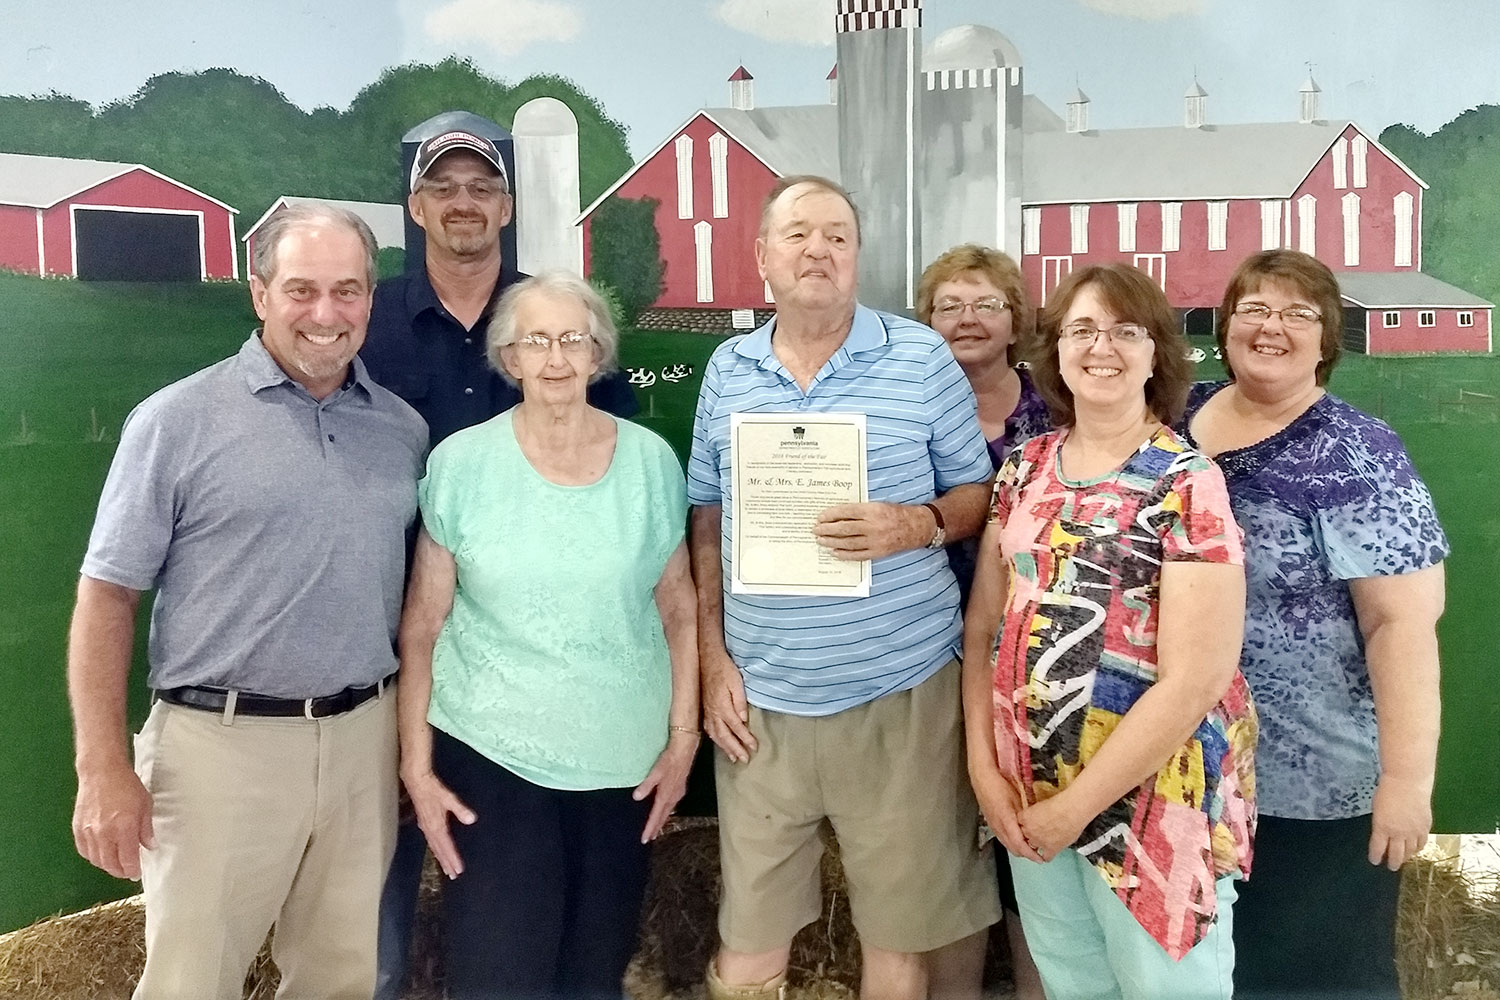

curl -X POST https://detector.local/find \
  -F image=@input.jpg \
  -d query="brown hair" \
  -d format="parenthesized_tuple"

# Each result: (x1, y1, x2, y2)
(916, 243, 1033, 342)
(1217, 249, 1344, 385)
(1033, 264, 1192, 426)
(758, 174, 862, 243)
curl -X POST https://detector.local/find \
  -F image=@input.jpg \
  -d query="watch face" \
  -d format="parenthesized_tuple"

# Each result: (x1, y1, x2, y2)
(928, 528, 947, 549)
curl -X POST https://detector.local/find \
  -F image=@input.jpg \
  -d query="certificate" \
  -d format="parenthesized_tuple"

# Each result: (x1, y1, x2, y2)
(730, 412, 870, 597)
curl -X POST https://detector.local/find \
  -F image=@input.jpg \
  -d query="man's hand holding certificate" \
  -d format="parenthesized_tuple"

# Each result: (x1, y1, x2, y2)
(730, 412, 871, 596)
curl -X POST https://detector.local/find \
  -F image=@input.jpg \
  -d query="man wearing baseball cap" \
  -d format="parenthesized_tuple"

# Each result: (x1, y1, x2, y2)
(362, 121, 638, 999)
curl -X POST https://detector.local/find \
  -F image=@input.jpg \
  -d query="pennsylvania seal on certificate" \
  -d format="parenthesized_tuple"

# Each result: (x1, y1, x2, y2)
(729, 412, 870, 597)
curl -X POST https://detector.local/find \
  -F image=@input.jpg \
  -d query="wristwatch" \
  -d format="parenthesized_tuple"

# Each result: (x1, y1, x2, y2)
(922, 502, 946, 549)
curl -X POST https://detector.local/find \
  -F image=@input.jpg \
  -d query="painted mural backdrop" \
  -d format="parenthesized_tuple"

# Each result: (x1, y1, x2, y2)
(2, 0, 1498, 934)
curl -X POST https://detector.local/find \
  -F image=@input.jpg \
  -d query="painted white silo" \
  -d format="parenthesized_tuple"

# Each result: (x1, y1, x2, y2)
(513, 97, 583, 275)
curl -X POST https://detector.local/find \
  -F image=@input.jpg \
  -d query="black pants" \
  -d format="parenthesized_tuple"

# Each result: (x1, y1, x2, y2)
(434, 728, 652, 1000)
(1234, 813, 1402, 1000)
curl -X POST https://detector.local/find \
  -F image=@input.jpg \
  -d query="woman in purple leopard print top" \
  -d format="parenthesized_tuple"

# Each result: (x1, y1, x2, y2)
(1179, 250, 1448, 999)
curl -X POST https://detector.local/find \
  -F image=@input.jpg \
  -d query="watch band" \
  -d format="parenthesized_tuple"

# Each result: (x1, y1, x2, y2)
(922, 502, 946, 549)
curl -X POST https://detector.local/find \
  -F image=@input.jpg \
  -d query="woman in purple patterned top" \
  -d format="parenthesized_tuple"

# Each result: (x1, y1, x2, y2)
(918, 244, 1053, 467)
(1180, 249, 1448, 999)
(916, 244, 1051, 1000)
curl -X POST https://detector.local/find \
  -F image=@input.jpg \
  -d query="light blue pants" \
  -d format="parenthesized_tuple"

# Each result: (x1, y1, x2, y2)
(1009, 848, 1237, 1000)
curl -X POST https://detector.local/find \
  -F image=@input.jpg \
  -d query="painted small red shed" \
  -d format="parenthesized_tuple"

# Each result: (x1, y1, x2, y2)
(0, 152, 238, 281)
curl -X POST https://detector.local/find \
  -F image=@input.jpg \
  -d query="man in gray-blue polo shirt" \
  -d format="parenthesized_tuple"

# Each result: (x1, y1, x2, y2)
(67, 202, 427, 1000)
(689, 175, 1002, 1000)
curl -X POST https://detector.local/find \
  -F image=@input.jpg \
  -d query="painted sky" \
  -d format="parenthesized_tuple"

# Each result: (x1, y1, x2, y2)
(4, 0, 1496, 158)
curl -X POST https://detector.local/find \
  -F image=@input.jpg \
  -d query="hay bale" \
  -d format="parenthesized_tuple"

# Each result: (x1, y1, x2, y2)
(0, 897, 279, 1000)
(0, 897, 144, 1000)
(1399, 851, 1500, 1000)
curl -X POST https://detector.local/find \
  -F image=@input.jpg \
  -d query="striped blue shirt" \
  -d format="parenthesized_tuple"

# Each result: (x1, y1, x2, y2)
(688, 304, 992, 715)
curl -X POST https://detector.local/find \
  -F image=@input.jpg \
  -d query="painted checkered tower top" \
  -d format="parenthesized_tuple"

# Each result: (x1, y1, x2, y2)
(836, 0, 922, 32)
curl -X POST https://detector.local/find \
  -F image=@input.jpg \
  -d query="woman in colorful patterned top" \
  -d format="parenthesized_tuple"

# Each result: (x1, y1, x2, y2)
(1181, 249, 1447, 1000)
(917, 244, 1051, 1000)
(963, 263, 1257, 1000)
(396, 272, 700, 1000)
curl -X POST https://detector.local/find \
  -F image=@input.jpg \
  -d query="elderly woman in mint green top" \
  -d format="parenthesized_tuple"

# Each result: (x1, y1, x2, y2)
(396, 271, 699, 1000)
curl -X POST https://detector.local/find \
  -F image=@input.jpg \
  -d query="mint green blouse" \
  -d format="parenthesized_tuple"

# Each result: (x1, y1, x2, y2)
(420, 410, 687, 790)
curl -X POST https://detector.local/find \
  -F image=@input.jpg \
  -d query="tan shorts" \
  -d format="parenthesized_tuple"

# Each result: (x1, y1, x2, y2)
(715, 661, 1001, 954)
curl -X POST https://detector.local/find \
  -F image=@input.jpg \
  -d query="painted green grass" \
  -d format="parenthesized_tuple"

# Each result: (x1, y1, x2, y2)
(1, 272, 1494, 933)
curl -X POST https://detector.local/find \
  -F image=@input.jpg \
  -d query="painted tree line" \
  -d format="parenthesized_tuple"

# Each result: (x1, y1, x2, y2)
(2, 63, 1498, 314)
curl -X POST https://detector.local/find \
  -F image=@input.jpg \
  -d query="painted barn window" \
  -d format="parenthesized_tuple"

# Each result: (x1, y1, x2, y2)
(1418, 310, 1436, 328)
(1332, 137, 1348, 189)
(1260, 201, 1282, 250)
(709, 133, 729, 219)
(675, 135, 694, 219)
(1298, 194, 1317, 255)
(1022, 207, 1041, 255)
(1352, 134, 1368, 188)
(1117, 203, 1137, 252)
(1394, 191, 1414, 267)
(1161, 202, 1181, 253)
(1341, 192, 1360, 266)
(1207, 201, 1229, 251)
(1459, 311, 1474, 327)
(1383, 311, 1401, 328)
(1070, 204, 1089, 254)
(693, 220, 713, 302)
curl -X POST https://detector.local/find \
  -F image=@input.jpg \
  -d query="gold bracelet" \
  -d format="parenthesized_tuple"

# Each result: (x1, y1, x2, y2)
(668, 725, 701, 737)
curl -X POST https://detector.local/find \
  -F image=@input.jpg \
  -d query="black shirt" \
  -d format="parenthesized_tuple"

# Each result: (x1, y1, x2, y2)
(361, 263, 639, 446)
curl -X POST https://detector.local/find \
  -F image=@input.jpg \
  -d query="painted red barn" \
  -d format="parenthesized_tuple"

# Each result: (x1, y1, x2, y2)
(578, 17, 1490, 355)
(0, 152, 238, 281)
(579, 95, 839, 327)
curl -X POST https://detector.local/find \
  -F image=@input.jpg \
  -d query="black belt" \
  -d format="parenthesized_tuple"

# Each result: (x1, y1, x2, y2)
(155, 674, 395, 719)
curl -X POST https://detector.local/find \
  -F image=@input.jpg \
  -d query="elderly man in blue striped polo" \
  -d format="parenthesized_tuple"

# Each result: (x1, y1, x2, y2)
(688, 175, 1002, 1000)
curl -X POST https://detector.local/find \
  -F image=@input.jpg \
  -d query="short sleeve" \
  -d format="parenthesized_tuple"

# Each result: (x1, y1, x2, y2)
(1152, 457, 1244, 565)
(648, 432, 689, 564)
(989, 441, 1026, 526)
(417, 445, 456, 553)
(1314, 437, 1448, 580)
(924, 343, 993, 491)
(80, 402, 179, 591)
(685, 350, 727, 506)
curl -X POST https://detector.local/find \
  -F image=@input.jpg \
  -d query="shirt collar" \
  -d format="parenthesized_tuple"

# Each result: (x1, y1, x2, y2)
(238, 331, 375, 400)
(731, 302, 889, 369)
(403, 258, 527, 324)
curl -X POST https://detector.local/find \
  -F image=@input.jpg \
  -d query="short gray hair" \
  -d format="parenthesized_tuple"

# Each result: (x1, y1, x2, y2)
(251, 202, 379, 289)
(487, 271, 621, 387)
(759, 174, 862, 243)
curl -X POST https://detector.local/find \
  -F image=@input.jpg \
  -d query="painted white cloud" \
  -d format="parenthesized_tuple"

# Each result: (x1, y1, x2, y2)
(713, 0, 835, 46)
(423, 0, 583, 56)
(1079, 0, 1202, 19)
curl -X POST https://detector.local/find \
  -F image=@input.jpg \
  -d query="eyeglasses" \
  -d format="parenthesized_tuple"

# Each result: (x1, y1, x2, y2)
(1060, 322, 1151, 345)
(419, 179, 506, 202)
(933, 297, 1008, 319)
(1233, 302, 1322, 329)
(514, 331, 594, 355)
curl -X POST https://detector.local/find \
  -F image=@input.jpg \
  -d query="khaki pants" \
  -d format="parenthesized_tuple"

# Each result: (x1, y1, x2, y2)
(132, 692, 398, 1000)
